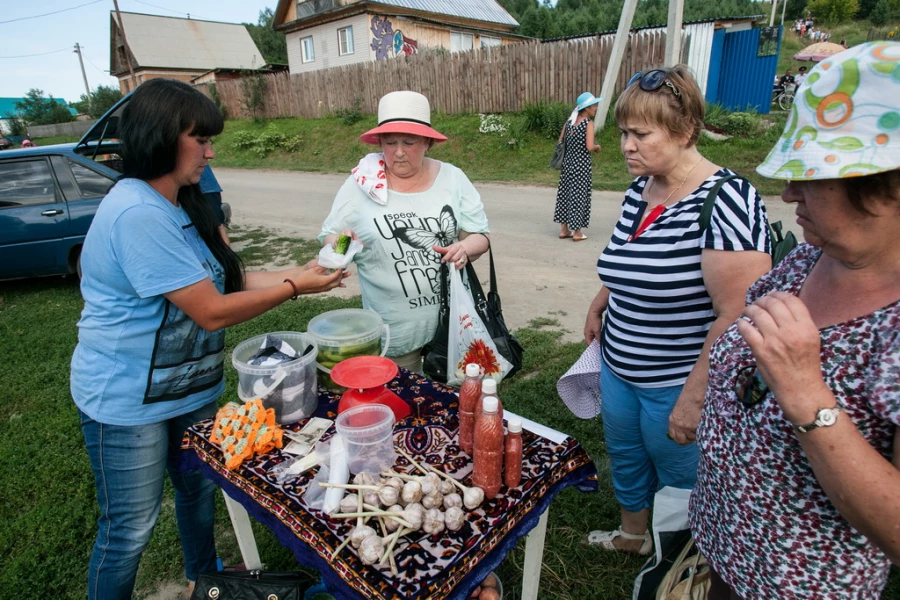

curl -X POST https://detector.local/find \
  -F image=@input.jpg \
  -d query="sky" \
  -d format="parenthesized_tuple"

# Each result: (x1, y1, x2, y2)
(0, 0, 276, 103)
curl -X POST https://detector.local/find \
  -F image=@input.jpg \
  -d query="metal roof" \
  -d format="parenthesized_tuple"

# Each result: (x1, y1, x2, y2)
(369, 0, 518, 26)
(540, 15, 765, 42)
(0, 97, 77, 118)
(114, 12, 265, 71)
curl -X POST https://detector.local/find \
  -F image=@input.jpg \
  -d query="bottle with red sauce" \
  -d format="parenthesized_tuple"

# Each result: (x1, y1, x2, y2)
(504, 417, 523, 488)
(476, 378, 502, 427)
(473, 396, 504, 499)
(458, 363, 482, 456)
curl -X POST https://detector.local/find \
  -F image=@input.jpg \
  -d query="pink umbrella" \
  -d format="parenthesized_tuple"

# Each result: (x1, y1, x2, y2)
(793, 42, 848, 62)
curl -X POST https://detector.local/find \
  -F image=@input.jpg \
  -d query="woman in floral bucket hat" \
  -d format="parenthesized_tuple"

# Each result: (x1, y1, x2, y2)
(690, 42, 900, 599)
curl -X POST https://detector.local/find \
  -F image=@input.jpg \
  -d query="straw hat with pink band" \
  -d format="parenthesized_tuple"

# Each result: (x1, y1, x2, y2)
(756, 41, 900, 181)
(360, 91, 448, 145)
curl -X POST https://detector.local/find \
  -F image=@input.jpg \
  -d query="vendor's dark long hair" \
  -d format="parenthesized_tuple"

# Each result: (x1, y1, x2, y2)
(119, 78, 244, 293)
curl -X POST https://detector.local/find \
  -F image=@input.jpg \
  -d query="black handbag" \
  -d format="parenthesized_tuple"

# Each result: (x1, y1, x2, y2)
(190, 570, 304, 600)
(422, 246, 524, 383)
(549, 137, 566, 170)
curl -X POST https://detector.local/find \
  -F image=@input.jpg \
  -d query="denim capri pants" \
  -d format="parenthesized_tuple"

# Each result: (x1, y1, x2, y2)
(600, 360, 699, 512)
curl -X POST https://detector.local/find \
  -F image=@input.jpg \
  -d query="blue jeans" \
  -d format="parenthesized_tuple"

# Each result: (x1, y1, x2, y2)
(600, 362, 699, 513)
(80, 402, 218, 600)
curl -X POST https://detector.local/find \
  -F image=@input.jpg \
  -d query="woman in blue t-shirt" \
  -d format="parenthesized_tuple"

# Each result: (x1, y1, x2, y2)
(71, 79, 348, 600)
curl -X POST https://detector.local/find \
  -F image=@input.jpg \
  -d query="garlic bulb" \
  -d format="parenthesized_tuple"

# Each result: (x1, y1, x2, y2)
(340, 493, 359, 514)
(402, 503, 425, 530)
(384, 504, 404, 532)
(424, 472, 441, 489)
(463, 486, 485, 510)
(382, 476, 403, 491)
(354, 472, 376, 487)
(420, 478, 437, 496)
(423, 508, 445, 535)
(443, 492, 462, 509)
(401, 480, 422, 505)
(444, 506, 465, 532)
(422, 491, 443, 510)
(378, 486, 399, 507)
(358, 534, 385, 565)
(350, 525, 376, 549)
(439, 479, 454, 495)
(363, 490, 380, 508)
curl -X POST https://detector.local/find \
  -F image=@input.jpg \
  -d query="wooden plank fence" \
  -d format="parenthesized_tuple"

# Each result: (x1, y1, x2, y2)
(212, 31, 684, 119)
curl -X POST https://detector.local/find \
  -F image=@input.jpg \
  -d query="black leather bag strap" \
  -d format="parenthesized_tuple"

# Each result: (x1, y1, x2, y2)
(698, 174, 743, 234)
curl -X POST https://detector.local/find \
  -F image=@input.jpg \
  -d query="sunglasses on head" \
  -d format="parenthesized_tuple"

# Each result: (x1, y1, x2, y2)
(733, 366, 769, 408)
(627, 70, 682, 99)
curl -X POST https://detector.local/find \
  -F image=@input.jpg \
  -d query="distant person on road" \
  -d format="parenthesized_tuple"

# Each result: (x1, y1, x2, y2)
(794, 65, 808, 86)
(199, 164, 230, 244)
(581, 65, 772, 556)
(553, 91, 602, 242)
(318, 90, 490, 374)
(20, 138, 35, 148)
(71, 78, 347, 600)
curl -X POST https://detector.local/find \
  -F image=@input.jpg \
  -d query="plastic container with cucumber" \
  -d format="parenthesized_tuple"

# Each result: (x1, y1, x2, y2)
(306, 308, 391, 392)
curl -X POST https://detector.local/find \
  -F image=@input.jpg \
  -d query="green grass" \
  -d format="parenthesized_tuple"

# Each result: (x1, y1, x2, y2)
(2, 228, 898, 598)
(32, 135, 79, 146)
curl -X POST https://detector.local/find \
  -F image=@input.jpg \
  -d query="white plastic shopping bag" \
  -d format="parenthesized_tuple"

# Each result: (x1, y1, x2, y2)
(446, 266, 512, 386)
(316, 239, 364, 270)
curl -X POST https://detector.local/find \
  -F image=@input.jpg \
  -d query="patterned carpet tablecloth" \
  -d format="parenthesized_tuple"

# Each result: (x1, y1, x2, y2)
(182, 369, 598, 600)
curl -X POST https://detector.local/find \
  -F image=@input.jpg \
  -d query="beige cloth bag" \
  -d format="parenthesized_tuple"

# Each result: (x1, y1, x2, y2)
(655, 538, 711, 600)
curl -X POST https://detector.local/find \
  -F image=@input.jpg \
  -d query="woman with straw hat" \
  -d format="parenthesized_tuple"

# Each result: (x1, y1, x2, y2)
(319, 91, 490, 374)
(690, 42, 900, 598)
(553, 91, 602, 242)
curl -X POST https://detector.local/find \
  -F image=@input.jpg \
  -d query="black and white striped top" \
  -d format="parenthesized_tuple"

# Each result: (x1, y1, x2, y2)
(598, 169, 771, 387)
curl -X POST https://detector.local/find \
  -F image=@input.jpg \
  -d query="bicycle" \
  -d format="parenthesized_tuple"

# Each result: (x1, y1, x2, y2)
(773, 83, 797, 111)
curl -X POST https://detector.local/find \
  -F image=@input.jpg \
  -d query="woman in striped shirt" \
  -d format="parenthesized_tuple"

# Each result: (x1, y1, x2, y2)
(582, 66, 772, 554)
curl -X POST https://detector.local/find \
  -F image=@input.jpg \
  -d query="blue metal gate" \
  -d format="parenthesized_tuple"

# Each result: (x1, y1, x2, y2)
(712, 26, 781, 114)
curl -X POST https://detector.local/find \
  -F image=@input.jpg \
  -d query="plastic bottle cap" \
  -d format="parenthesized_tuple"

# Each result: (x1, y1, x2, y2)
(507, 417, 522, 433)
(482, 396, 499, 413)
(465, 363, 481, 378)
(482, 378, 497, 394)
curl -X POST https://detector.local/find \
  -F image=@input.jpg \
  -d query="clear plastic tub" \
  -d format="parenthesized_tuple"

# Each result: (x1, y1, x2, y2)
(231, 332, 318, 424)
(306, 308, 390, 392)
(334, 403, 395, 475)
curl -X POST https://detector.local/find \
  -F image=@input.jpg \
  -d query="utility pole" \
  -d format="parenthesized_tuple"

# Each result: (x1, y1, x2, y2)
(781, 0, 788, 25)
(665, 0, 685, 66)
(112, 0, 138, 91)
(769, 0, 778, 27)
(73, 43, 92, 113)
(594, 0, 640, 130)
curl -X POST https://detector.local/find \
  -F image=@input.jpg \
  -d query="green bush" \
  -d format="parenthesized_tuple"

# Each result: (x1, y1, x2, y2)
(334, 98, 364, 126)
(721, 112, 761, 137)
(520, 101, 572, 139)
(230, 126, 303, 157)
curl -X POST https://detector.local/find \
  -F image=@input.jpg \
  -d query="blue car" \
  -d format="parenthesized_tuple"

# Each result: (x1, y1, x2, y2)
(0, 97, 128, 281)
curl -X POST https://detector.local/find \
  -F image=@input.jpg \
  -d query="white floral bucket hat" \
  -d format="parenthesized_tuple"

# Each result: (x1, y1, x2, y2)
(757, 41, 900, 180)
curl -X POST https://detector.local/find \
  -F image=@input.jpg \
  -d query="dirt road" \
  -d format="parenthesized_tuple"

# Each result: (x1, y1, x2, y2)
(215, 168, 798, 343)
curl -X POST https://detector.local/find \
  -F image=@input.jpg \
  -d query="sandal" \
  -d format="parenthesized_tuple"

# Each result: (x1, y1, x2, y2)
(559, 232, 573, 239)
(582, 527, 653, 555)
(573, 234, 588, 242)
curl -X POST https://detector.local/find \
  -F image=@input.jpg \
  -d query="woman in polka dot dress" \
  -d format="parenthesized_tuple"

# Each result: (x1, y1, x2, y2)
(554, 92, 602, 242)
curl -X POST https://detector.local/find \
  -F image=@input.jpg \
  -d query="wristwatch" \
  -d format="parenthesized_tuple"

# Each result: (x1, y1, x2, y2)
(793, 406, 843, 434)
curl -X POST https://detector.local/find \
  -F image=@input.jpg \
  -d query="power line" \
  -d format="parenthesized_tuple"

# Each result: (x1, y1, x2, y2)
(0, 47, 72, 59)
(130, 0, 207, 20)
(0, 0, 104, 25)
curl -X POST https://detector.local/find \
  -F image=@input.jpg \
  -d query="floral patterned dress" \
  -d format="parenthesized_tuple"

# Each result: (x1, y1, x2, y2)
(690, 243, 900, 599)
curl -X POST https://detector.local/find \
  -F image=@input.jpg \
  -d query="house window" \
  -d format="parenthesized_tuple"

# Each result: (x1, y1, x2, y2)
(450, 32, 474, 53)
(301, 36, 315, 63)
(338, 26, 354, 56)
(481, 36, 501, 48)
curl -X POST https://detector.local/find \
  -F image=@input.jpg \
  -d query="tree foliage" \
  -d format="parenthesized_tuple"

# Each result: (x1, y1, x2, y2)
(807, 0, 860, 24)
(245, 8, 287, 64)
(868, 0, 900, 24)
(498, 0, 770, 38)
(15, 89, 75, 126)
(70, 85, 123, 119)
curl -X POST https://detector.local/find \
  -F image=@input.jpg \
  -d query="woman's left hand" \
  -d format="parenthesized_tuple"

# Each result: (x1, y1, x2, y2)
(434, 242, 469, 270)
(737, 291, 829, 421)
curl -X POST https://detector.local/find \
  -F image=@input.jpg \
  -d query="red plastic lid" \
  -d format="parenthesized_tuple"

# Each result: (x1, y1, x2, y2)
(330, 355, 398, 389)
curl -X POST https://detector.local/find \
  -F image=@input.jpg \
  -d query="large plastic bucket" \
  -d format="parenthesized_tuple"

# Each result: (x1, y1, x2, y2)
(334, 403, 395, 475)
(231, 332, 318, 424)
(307, 309, 390, 392)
